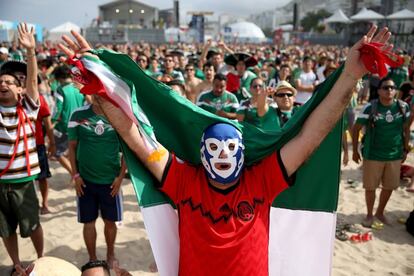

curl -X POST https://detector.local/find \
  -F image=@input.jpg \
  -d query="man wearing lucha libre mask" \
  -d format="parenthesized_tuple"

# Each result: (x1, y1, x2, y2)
(59, 25, 392, 275)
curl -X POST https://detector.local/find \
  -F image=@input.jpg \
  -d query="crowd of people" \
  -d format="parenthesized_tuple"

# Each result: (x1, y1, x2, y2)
(0, 22, 413, 275)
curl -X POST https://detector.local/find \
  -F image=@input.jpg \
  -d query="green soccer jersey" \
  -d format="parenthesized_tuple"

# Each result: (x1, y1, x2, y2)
(196, 90, 239, 115)
(68, 105, 121, 184)
(52, 83, 85, 134)
(388, 66, 408, 89)
(356, 100, 409, 161)
(235, 71, 257, 102)
(237, 99, 261, 126)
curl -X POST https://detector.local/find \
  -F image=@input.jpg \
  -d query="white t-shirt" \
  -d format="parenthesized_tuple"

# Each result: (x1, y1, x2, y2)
(316, 65, 326, 82)
(296, 71, 317, 104)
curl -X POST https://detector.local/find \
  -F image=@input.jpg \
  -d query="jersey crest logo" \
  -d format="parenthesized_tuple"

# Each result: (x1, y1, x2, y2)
(385, 110, 394, 123)
(237, 201, 254, 221)
(95, 120, 105, 135)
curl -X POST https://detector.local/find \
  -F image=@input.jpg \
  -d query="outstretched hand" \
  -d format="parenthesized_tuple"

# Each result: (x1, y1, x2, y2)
(57, 30, 93, 60)
(17, 23, 35, 50)
(344, 25, 393, 80)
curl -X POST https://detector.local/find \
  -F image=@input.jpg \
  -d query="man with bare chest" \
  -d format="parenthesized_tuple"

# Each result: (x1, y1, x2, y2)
(184, 63, 202, 103)
(193, 62, 215, 103)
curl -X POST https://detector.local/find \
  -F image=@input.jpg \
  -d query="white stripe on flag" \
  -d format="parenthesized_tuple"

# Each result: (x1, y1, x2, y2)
(269, 207, 336, 276)
(141, 204, 179, 276)
(82, 58, 139, 126)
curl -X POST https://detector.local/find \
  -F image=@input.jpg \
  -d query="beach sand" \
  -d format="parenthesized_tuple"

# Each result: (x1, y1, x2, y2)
(0, 155, 413, 275)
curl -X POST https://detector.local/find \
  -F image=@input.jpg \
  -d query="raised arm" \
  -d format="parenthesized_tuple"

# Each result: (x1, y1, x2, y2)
(280, 26, 392, 176)
(256, 87, 272, 117)
(199, 39, 212, 68)
(18, 23, 38, 102)
(58, 31, 169, 182)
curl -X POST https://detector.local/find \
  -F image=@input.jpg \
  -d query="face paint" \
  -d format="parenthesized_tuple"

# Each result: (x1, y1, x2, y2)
(200, 123, 244, 184)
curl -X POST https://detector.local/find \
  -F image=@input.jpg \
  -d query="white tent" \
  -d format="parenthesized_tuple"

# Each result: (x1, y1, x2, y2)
(325, 9, 352, 24)
(225, 21, 266, 43)
(48, 22, 80, 41)
(387, 9, 414, 20)
(350, 7, 385, 21)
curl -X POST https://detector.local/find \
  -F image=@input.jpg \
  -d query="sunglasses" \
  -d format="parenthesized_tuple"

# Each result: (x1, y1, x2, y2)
(275, 93, 294, 98)
(380, 85, 396, 91)
(185, 68, 194, 71)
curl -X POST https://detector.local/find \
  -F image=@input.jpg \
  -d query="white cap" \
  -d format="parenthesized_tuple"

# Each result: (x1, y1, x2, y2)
(0, 47, 9, 55)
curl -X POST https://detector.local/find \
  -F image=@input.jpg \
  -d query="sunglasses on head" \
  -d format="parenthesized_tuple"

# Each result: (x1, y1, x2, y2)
(275, 93, 294, 98)
(380, 85, 396, 91)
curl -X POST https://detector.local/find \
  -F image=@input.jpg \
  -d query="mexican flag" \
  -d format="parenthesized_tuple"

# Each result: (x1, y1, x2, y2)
(80, 50, 341, 276)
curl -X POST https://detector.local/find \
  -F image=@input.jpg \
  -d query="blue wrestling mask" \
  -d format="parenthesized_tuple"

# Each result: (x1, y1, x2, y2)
(200, 123, 244, 184)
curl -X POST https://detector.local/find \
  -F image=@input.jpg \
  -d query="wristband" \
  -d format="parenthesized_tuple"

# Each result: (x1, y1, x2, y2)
(72, 173, 80, 180)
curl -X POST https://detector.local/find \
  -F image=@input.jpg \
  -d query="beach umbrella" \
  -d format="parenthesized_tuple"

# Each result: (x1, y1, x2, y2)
(350, 7, 385, 21)
(325, 9, 352, 24)
(387, 9, 414, 20)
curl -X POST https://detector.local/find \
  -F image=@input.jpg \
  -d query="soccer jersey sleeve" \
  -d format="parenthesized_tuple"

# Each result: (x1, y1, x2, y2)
(67, 111, 79, 141)
(355, 103, 371, 126)
(52, 87, 64, 123)
(258, 151, 294, 203)
(229, 94, 240, 113)
(160, 154, 198, 203)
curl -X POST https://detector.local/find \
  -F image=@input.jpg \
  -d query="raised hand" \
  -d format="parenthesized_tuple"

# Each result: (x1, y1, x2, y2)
(344, 25, 392, 80)
(17, 23, 35, 50)
(58, 30, 93, 59)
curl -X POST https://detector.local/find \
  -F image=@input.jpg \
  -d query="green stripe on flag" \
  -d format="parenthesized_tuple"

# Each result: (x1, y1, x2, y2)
(92, 49, 342, 211)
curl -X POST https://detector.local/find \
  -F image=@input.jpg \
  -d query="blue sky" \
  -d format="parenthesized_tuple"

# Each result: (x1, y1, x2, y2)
(0, 0, 291, 29)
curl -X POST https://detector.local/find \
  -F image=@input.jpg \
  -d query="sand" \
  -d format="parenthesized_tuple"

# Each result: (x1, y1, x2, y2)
(0, 154, 413, 275)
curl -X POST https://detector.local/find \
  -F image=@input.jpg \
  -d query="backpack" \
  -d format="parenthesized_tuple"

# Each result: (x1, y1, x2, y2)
(406, 209, 414, 236)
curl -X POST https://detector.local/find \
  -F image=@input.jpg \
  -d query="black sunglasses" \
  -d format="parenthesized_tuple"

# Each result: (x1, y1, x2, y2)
(275, 93, 294, 98)
(380, 85, 396, 91)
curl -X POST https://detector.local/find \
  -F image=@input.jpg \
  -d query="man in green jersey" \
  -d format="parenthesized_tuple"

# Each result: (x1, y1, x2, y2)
(196, 73, 239, 119)
(68, 95, 126, 267)
(352, 77, 410, 227)
(52, 65, 85, 174)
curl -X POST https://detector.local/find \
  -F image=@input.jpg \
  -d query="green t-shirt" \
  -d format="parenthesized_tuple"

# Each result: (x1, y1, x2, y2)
(68, 105, 121, 184)
(388, 66, 408, 89)
(356, 100, 409, 161)
(236, 71, 257, 102)
(237, 99, 261, 126)
(52, 83, 85, 134)
(195, 68, 205, 80)
(196, 90, 239, 115)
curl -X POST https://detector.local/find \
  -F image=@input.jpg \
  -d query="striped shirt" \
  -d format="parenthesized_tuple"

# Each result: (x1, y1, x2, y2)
(0, 94, 40, 182)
